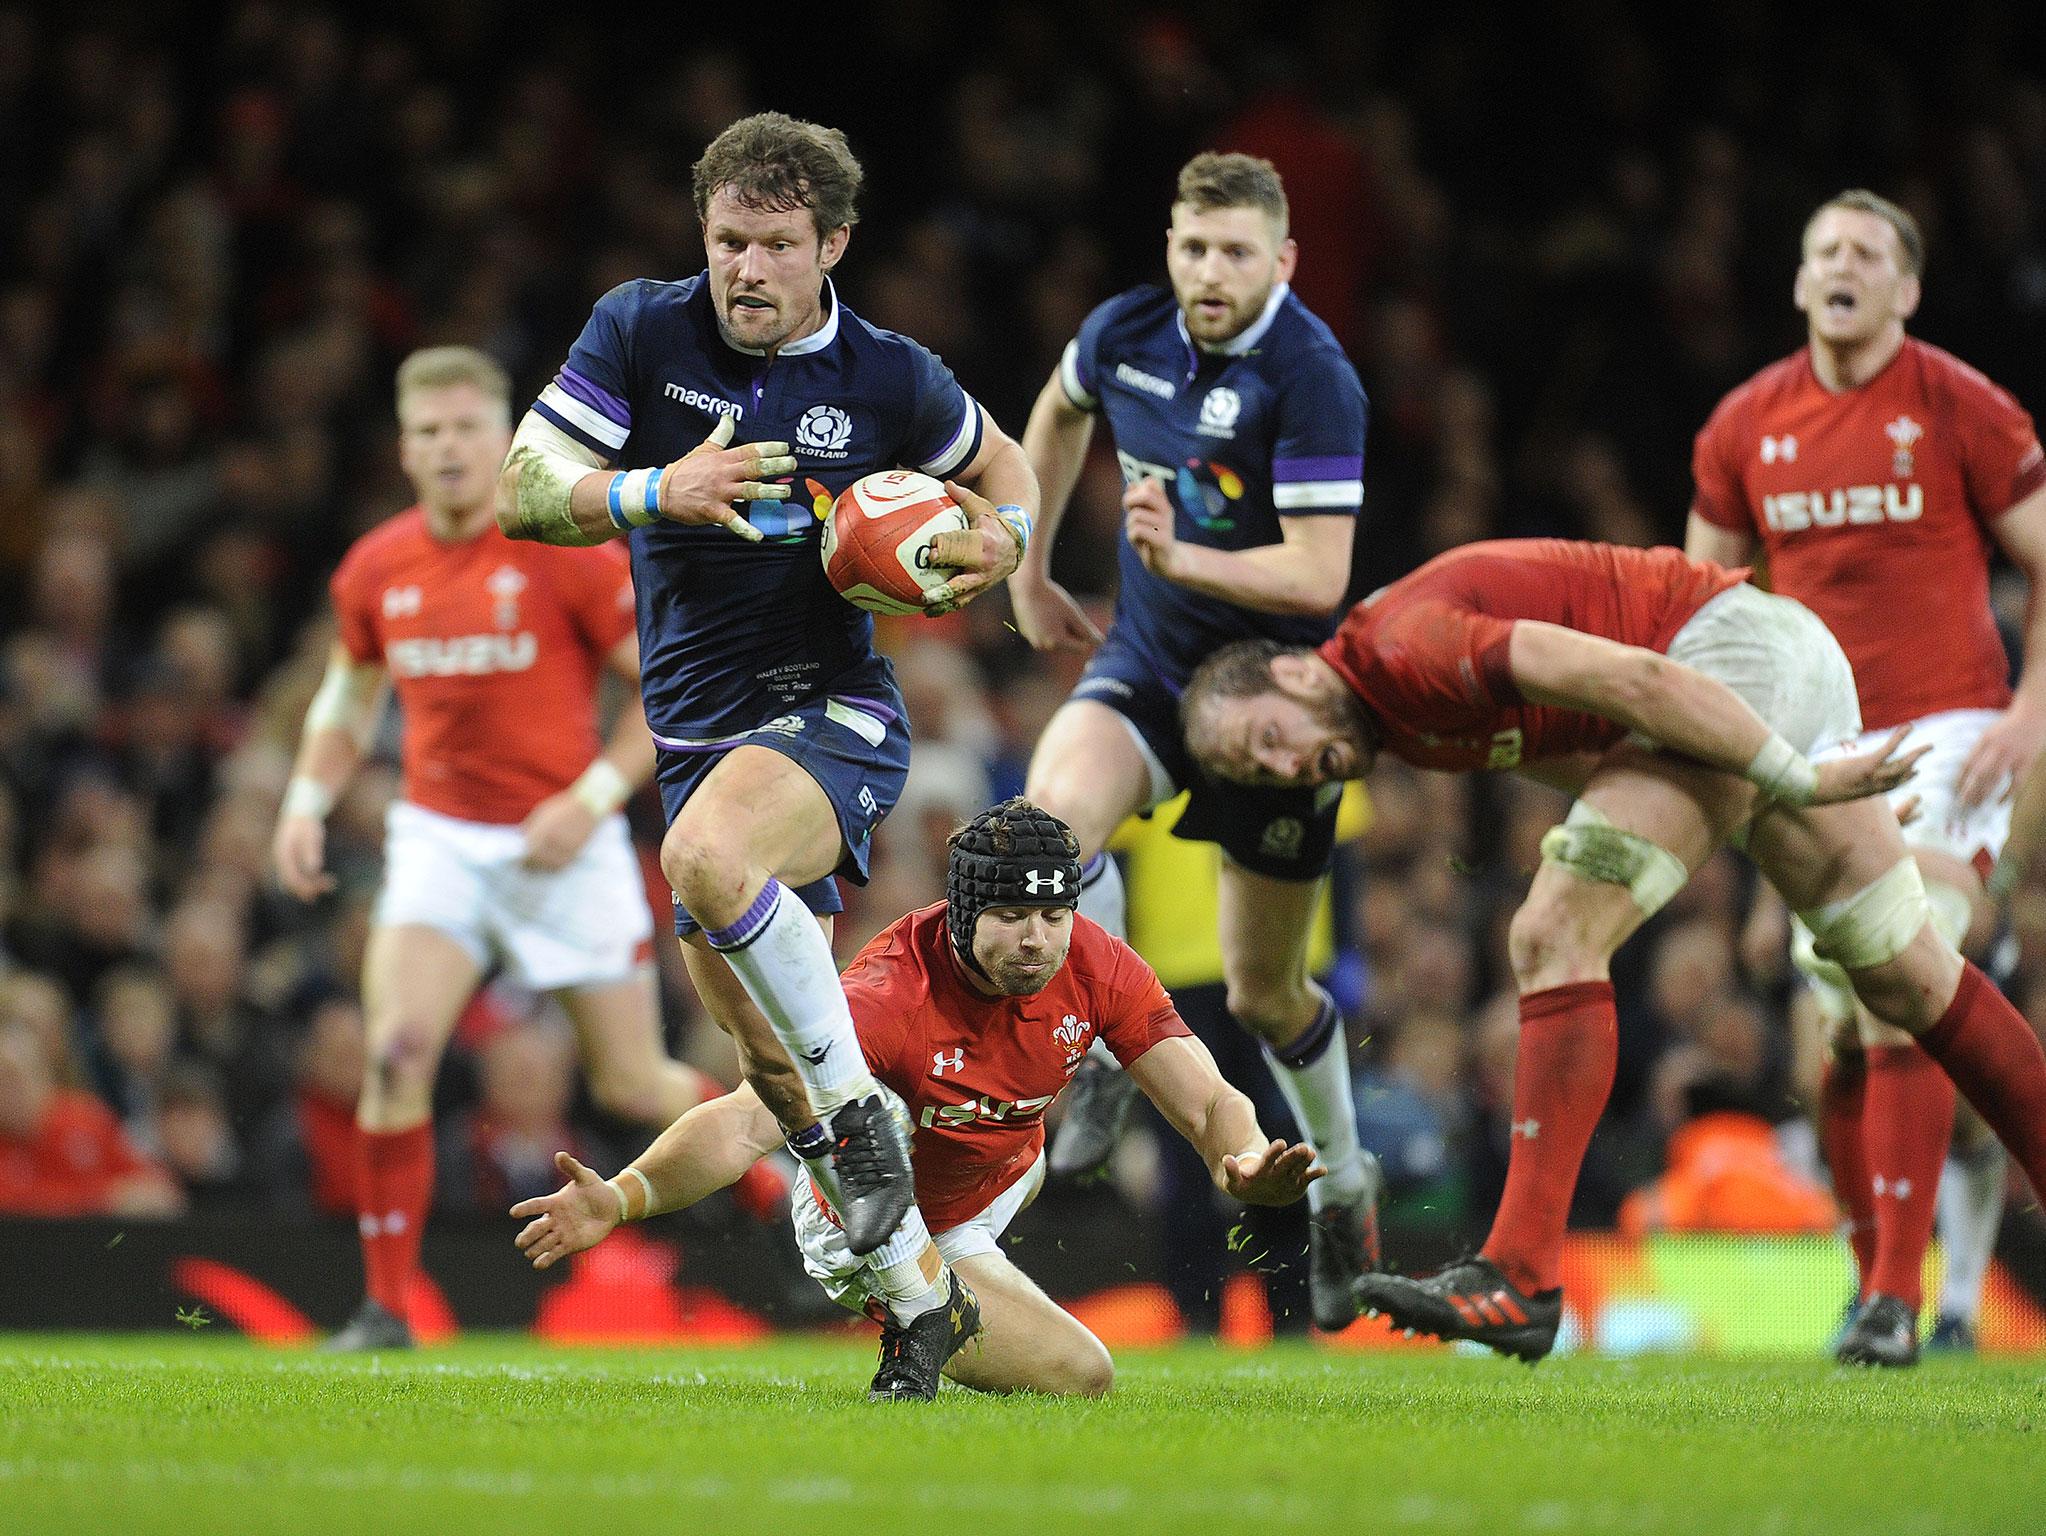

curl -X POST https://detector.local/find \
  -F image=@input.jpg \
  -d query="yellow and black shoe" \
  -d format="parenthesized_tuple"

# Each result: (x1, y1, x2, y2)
(867, 1272, 982, 1402)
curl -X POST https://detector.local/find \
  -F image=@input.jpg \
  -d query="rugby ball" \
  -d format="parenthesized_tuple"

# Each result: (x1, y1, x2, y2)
(820, 470, 970, 616)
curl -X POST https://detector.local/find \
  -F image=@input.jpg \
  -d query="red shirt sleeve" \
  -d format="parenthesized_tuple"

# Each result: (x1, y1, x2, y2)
(1945, 363, 2046, 520)
(564, 544, 637, 655)
(1094, 934, 1191, 1068)
(328, 542, 382, 665)
(1689, 392, 1753, 531)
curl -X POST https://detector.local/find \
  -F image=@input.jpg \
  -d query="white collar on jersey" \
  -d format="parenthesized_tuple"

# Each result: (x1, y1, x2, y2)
(721, 276, 843, 358)
(1177, 280, 1291, 362)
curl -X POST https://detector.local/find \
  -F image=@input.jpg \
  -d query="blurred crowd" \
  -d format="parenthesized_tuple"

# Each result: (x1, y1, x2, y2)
(3, 3, 2045, 1284)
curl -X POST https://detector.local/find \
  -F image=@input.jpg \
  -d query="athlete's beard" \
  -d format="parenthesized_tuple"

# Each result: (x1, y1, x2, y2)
(1181, 279, 1275, 348)
(979, 937, 1072, 997)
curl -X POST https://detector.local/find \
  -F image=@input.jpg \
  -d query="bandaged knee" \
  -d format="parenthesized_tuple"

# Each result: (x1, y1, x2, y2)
(1923, 880, 1973, 950)
(1790, 919, 1857, 1026)
(1797, 858, 1931, 971)
(1538, 800, 1688, 918)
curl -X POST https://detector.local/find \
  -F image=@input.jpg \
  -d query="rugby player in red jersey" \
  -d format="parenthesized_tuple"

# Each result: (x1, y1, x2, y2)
(273, 347, 729, 1351)
(511, 799, 1321, 1399)
(1179, 538, 2046, 1363)
(1685, 190, 2046, 1364)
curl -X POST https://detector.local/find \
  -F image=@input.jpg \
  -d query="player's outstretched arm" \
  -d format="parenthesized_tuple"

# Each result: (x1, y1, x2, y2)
(1011, 370, 1104, 651)
(1508, 621, 1927, 807)
(498, 412, 791, 548)
(511, 1085, 783, 1270)
(1126, 1034, 1322, 1206)
(272, 642, 384, 902)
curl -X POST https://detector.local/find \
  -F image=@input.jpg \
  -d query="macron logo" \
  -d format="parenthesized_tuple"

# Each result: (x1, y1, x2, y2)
(1115, 362, 1176, 400)
(664, 382, 744, 421)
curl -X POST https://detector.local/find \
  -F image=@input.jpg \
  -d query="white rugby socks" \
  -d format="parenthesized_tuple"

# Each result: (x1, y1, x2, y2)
(1262, 987, 1367, 1214)
(706, 879, 875, 1116)
(1935, 1142, 2005, 1323)
(1079, 852, 1127, 938)
(867, 1219, 950, 1324)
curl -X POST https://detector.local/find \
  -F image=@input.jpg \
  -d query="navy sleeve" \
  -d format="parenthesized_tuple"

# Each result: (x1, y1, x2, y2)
(532, 282, 642, 460)
(1270, 347, 1367, 516)
(898, 339, 984, 479)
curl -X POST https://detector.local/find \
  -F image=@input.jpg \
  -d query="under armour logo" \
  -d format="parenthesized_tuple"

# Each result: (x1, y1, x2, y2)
(1023, 869, 1065, 896)
(1873, 1175, 1914, 1200)
(1760, 435, 1797, 464)
(1511, 1118, 1541, 1140)
(932, 1048, 964, 1077)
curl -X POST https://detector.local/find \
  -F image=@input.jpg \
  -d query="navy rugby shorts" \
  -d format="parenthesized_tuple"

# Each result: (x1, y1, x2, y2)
(1071, 635, 1341, 882)
(655, 688, 912, 936)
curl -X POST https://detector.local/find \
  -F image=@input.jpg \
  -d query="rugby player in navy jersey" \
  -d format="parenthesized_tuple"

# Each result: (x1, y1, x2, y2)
(1011, 153, 1379, 1330)
(495, 113, 1035, 1337)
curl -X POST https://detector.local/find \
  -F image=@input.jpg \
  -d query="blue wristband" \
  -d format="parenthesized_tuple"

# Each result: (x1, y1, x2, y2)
(606, 473, 631, 532)
(993, 503, 1032, 553)
(643, 466, 663, 522)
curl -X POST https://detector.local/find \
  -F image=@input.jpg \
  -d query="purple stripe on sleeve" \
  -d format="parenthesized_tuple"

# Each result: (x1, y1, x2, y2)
(704, 880, 783, 951)
(532, 399, 615, 456)
(1272, 455, 1364, 482)
(556, 365, 632, 428)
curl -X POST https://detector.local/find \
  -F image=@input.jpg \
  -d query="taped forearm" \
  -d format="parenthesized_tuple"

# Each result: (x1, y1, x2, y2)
(500, 414, 612, 546)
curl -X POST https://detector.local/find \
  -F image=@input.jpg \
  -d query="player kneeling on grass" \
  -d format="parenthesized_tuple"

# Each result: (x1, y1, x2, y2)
(512, 798, 1320, 1399)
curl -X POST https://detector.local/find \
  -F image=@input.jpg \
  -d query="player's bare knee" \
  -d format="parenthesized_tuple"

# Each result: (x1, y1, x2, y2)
(368, 1019, 440, 1097)
(1506, 896, 1605, 992)
(1223, 975, 1310, 1044)
(661, 826, 757, 928)
(1063, 1340, 1114, 1398)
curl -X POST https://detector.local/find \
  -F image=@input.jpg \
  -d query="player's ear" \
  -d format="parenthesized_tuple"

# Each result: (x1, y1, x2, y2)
(1275, 237, 1298, 285)
(1791, 262, 1813, 316)
(1894, 271, 1922, 321)
(819, 222, 851, 274)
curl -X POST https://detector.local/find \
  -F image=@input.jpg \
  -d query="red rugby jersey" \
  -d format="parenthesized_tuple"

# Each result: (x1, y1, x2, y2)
(1691, 338, 2045, 728)
(330, 509, 636, 825)
(1318, 539, 1747, 772)
(841, 903, 1188, 1231)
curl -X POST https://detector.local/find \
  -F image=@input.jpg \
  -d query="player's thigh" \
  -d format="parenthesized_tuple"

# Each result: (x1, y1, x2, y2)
(678, 928, 813, 1130)
(360, 922, 484, 1066)
(1747, 795, 1915, 914)
(1024, 700, 1159, 858)
(1216, 862, 1322, 999)
(554, 970, 664, 1084)
(1513, 748, 1751, 982)
(946, 1252, 1113, 1398)
(664, 744, 846, 891)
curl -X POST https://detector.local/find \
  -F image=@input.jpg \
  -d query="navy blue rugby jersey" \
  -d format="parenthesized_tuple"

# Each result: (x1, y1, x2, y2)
(1060, 282, 1366, 685)
(531, 275, 984, 742)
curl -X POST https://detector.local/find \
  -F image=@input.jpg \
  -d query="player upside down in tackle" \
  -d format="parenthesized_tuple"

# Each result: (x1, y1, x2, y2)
(510, 799, 1322, 1399)
(1181, 537, 2046, 1364)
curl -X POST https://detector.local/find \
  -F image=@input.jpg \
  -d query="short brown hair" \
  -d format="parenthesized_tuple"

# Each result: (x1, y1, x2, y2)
(1180, 637, 1296, 758)
(693, 112, 863, 237)
(1175, 152, 1289, 239)
(394, 346, 511, 415)
(1805, 189, 1924, 276)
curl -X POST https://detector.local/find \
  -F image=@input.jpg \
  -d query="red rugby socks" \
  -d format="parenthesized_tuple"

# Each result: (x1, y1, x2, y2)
(358, 1123, 435, 1319)
(1915, 962, 2046, 1212)
(1861, 1043, 1955, 1312)
(1481, 981, 1618, 1296)
(1817, 1055, 1876, 1287)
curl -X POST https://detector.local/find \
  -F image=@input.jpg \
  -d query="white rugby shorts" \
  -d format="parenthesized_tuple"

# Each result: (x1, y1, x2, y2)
(1813, 708, 2013, 868)
(1662, 583, 1864, 758)
(791, 1152, 1048, 1316)
(373, 800, 653, 991)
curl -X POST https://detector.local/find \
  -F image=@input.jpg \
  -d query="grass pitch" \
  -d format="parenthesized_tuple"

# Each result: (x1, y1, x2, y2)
(2, 1335, 2042, 1535)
